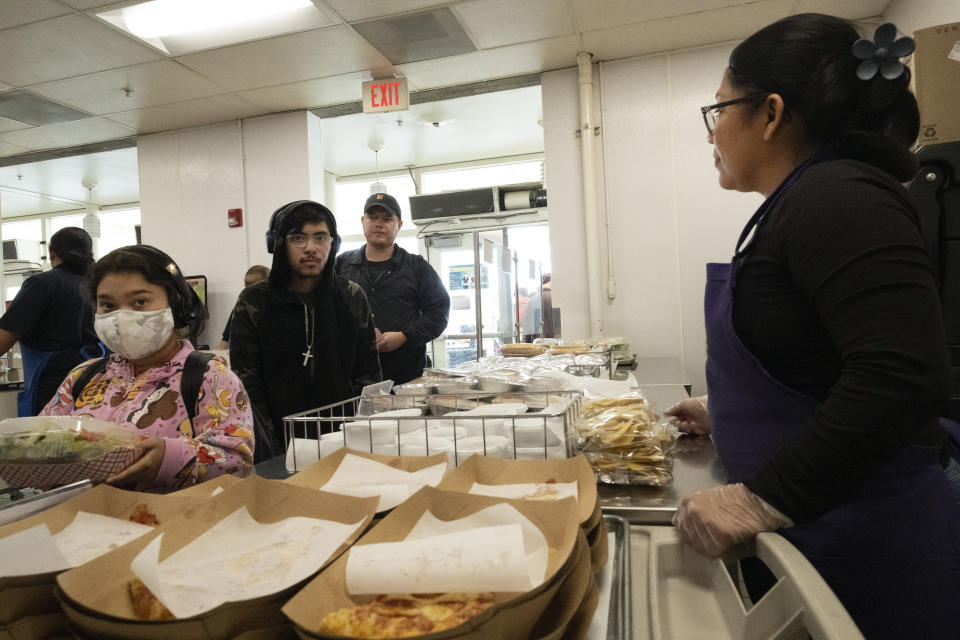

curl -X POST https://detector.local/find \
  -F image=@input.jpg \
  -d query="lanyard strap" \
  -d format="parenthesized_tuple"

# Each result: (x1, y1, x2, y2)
(731, 149, 828, 286)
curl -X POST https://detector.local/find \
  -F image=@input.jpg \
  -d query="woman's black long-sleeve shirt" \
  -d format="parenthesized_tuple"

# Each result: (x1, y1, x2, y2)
(732, 158, 950, 523)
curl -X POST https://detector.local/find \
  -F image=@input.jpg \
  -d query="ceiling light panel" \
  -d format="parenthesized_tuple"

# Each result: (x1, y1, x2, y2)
(353, 7, 477, 65)
(96, 0, 334, 56)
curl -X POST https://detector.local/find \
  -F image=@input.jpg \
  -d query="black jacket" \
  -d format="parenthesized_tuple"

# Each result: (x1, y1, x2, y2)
(336, 245, 449, 384)
(229, 277, 381, 454)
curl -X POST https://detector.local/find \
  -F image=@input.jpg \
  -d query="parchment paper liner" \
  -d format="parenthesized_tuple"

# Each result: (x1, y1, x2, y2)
(56, 476, 378, 640)
(0, 484, 205, 625)
(436, 454, 598, 528)
(284, 485, 580, 639)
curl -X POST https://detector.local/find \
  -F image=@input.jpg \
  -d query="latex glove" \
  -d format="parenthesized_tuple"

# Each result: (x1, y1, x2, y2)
(377, 331, 407, 353)
(673, 483, 793, 557)
(106, 439, 165, 487)
(665, 395, 711, 435)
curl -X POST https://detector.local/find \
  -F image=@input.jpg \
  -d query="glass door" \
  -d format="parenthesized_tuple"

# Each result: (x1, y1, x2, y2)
(478, 230, 516, 357)
(424, 230, 517, 368)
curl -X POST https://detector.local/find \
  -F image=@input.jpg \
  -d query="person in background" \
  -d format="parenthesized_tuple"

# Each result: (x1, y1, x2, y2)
(336, 192, 449, 384)
(0, 227, 101, 416)
(664, 14, 960, 638)
(217, 265, 270, 350)
(230, 200, 381, 457)
(42, 245, 254, 492)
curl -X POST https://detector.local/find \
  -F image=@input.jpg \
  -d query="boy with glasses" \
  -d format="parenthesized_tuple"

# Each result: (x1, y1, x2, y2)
(229, 200, 381, 459)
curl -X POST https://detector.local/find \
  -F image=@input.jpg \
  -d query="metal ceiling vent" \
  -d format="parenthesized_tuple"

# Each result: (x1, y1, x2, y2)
(0, 91, 90, 127)
(353, 7, 476, 65)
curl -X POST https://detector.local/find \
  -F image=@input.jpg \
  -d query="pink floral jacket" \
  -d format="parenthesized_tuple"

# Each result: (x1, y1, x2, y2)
(41, 341, 255, 492)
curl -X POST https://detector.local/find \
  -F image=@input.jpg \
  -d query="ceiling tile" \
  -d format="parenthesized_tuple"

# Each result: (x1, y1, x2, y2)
(570, 0, 753, 33)
(580, 0, 795, 61)
(0, 116, 31, 134)
(0, 15, 162, 86)
(239, 72, 382, 112)
(0, 117, 134, 151)
(103, 94, 267, 134)
(27, 60, 228, 115)
(319, 85, 543, 176)
(0, 147, 140, 209)
(57, 0, 120, 9)
(0, 91, 91, 126)
(398, 35, 580, 89)
(175, 26, 392, 92)
(453, 0, 575, 49)
(0, 0, 72, 30)
(793, 0, 888, 20)
(0, 141, 28, 157)
(325, 0, 451, 23)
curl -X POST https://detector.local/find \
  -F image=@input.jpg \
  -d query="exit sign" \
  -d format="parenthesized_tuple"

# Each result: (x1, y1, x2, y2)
(362, 78, 409, 114)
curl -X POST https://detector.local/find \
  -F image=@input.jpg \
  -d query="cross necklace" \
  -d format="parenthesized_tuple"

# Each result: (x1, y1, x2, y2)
(301, 301, 315, 367)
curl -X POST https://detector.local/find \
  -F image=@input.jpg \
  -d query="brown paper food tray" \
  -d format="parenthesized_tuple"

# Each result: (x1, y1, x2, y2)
(559, 571, 599, 640)
(56, 476, 379, 640)
(0, 484, 207, 624)
(528, 529, 593, 640)
(0, 610, 70, 640)
(56, 586, 294, 640)
(436, 454, 598, 528)
(284, 448, 448, 494)
(585, 516, 608, 571)
(171, 472, 245, 498)
(284, 485, 581, 639)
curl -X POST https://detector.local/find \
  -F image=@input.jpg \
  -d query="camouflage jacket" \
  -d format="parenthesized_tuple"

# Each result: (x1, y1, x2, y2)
(228, 277, 381, 454)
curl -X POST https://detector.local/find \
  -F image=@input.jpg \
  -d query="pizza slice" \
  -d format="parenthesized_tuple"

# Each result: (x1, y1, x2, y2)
(129, 578, 174, 621)
(319, 592, 495, 638)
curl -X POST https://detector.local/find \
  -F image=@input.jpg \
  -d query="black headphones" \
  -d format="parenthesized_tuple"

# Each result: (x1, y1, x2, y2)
(133, 245, 202, 330)
(265, 200, 341, 254)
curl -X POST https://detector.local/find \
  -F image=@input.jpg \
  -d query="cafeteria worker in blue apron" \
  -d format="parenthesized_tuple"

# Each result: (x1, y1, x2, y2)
(665, 14, 960, 639)
(0, 227, 101, 416)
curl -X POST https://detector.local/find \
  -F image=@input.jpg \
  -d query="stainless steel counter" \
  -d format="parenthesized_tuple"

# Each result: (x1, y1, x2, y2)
(598, 434, 725, 524)
(597, 382, 727, 525)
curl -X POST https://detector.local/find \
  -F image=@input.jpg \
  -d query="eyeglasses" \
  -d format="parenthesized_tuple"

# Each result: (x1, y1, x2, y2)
(286, 232, 332, 248)
(700, 94, 768, 134)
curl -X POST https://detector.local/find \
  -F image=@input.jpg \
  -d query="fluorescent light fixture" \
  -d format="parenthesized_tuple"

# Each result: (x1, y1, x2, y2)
(97, 0, 331, 56)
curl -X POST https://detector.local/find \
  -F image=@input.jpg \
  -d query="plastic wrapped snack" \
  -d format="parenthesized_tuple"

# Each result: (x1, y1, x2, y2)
(0, 416, 143, 488)
(576, 394, 678, 486)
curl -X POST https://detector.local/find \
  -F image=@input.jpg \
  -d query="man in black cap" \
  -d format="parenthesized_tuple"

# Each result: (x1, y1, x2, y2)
(336, 192, 449, 385)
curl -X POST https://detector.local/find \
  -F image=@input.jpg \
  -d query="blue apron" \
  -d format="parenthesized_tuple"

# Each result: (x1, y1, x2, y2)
(705, 164, 960, 639)
(17, 342, 58, 417)
(17, 342, 102, 416)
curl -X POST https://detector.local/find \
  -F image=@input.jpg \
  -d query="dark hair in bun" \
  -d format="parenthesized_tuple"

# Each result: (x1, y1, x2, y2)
(728, 13, 919, 181)
(48, 227, 94, 275)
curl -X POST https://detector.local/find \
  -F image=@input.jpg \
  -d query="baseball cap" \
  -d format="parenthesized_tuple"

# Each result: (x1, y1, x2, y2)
(364, 192, 401, 218)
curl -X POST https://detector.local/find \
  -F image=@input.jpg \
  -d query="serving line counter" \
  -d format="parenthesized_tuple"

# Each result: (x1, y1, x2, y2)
(252, 380, 726, 640)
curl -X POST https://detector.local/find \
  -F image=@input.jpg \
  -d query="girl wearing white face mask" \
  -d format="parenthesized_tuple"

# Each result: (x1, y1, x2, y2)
(40, 245, 255, 492)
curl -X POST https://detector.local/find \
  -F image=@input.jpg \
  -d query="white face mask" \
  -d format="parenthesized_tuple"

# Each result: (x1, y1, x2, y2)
(95, 308, 175, 360)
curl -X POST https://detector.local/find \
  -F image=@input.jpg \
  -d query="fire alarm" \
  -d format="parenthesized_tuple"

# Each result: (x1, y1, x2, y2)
(227, 208, 243, 227)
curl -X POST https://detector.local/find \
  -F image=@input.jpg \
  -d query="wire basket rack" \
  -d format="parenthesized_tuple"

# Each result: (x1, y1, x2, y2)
(282, 389, 583, 472)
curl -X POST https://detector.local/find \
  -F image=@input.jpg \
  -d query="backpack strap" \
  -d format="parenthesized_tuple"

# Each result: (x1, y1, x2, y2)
(182, 351, 215, 425)
(71, 357, 109, 405)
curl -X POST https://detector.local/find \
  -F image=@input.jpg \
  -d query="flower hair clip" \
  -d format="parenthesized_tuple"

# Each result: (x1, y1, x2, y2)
(852, 23, 915, 81)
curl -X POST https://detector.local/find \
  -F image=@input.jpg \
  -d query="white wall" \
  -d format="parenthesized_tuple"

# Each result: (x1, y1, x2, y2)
(543, 44, 762, 395)
(885, 0, 960, 33)
(543, 0, 960, 396)
(138, 111, 323, 347)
